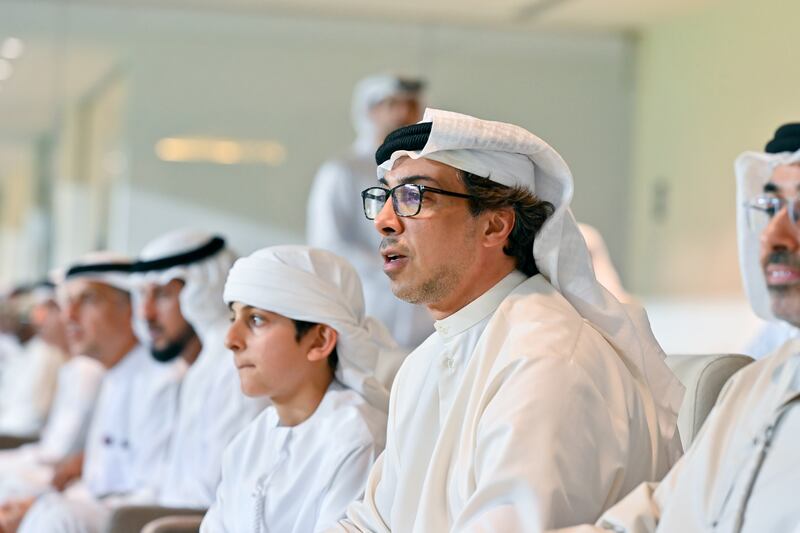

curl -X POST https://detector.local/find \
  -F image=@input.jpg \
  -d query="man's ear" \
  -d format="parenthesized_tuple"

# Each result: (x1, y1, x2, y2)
(306, 324, 338, 363)
(481, 207, 515, 249)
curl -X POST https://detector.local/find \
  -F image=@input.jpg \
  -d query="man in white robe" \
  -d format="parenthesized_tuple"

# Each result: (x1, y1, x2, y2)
(333, 108, 684, 532)
(200, 245, 407, 532)
(97, 231, 269, 532)
(0, 254, 185, 533)
(307, 74, 434, 350)
(553, 123, 800, 533)
(0, 286, 65, 438)
(0, 282, 105, 501)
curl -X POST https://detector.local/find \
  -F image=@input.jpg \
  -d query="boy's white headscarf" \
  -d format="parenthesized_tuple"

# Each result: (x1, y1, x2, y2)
(735, 147, 800, 321)
(223, 245, 406, 412)
(379, 108, 683, 442)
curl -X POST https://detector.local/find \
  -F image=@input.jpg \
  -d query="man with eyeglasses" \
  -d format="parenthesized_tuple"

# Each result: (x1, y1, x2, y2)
(551, 124, 800, 533)
(332, 109, 683, 532)
(307, 74, 434, 351)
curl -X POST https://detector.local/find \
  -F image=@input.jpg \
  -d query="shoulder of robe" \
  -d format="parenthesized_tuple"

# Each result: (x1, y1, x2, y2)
(389, 333, 440, 385)
(316, 388, 386, 449)
(489, 275, 591, 361)
(223, 406, 275, 456)
(718, 338, 800, 406)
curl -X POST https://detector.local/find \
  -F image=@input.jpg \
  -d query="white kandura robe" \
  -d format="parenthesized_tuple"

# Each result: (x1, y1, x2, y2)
(0, 336, 65, 437)
(156, 321, 269, 508)
(17, 344, 186, 533)
(744, 320, 800, 360)
(335, 271, 681, 532)
(201, 380, 386, 533)
(306, 148, 433, 351)
(555, 337, 800, 533)
(0, 355, 104, 502)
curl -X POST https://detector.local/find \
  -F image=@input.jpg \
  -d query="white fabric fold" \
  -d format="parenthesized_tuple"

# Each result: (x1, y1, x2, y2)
(735, 148, 800, 321)
(223, 245, 406, 412)
(378, 107, 683, 443)
(59, 252, 133, 294)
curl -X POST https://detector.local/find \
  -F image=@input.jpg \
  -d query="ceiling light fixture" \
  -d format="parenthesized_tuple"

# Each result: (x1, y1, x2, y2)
(155, 137, 287, 166)
(0, 38, 24, 60)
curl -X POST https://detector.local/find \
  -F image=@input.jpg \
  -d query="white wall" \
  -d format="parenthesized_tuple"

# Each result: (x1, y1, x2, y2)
(628, 0, 800, 297)
(88, 9, 636, 264)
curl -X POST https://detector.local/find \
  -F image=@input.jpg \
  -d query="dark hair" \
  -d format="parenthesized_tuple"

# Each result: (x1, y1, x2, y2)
(459, 171, 554, 277)
(292, 319, 339, 373)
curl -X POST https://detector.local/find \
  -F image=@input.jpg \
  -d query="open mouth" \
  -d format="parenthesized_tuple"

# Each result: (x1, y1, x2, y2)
(382, 250, 409, 274)
(766, 264, 800, 286)
(384, 253, 406, 264)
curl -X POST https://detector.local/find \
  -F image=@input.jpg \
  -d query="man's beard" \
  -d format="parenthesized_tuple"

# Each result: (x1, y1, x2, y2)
(392, 263, 463, 305)
(151, 324, 197, 363)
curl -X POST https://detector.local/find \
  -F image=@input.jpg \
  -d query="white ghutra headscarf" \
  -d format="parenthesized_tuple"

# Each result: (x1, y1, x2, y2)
(223, 245, 407, 412)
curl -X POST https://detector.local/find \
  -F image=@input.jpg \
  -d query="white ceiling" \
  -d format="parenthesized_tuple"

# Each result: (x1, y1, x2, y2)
(62, 0, 723, 31)
(0, 0, 723, 147)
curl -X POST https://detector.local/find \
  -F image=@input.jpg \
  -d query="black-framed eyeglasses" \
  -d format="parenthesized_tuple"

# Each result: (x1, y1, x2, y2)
(361, 183, 477, 220)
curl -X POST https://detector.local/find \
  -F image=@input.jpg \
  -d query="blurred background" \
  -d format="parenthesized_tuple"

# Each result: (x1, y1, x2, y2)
(0, 0, 797, 354)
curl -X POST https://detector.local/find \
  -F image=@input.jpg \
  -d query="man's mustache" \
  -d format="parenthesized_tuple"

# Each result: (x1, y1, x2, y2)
(765, 250, 800, 269)
(380, 238, 403, 252)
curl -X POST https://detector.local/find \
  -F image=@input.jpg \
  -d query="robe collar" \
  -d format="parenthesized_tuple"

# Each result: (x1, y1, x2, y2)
(433, 270, 527, 340)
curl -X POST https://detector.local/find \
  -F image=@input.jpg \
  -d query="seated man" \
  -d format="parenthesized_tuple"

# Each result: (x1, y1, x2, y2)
(0, 254, 186, 533)
(0, 284, 66, 439)
(201, 245, 406, 532)
(334, 109, 684, 531)
(101, 231, 268, 531)
(0, 281, 105, 500)
(556, 123, 800, 532)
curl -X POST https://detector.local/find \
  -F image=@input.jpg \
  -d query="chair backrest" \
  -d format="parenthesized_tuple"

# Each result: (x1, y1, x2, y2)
(664, 354, 754, 449)
(142, 515, 204, 533)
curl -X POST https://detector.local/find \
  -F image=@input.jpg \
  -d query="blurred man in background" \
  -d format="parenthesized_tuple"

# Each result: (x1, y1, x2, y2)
(103, 230, 268, 532)
(0, 281, 104, 501)
(0, 284, 66, 440)
(0, 254, 185, 533)
(307, 73, 434, 351)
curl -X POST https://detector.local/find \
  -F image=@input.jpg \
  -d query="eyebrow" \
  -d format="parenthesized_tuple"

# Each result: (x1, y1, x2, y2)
(763, 182, 778, 193)
(228, 303, 256, 312)
(380, 174, 440, 187)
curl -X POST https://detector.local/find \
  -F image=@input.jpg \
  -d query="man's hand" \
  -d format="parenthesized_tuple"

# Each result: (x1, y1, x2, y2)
(0, 497, 36, 533)
(50, 452, 84, 492)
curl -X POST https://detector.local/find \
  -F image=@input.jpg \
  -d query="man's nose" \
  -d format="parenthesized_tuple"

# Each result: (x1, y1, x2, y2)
(374, 197, 403, 236)
(140, 293, 158, 320)
(762, 204, 800, 254)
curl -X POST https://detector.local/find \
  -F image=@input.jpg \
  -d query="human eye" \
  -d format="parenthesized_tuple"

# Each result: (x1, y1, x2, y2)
(753, 194, 783, 218)
(248, 313, 267, 328)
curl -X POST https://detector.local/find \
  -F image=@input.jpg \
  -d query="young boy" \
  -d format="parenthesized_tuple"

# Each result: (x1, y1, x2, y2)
(200, 245, 405, 533)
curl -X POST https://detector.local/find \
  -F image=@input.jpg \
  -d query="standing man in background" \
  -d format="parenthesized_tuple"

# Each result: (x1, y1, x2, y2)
(307, 73, 434, 350)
